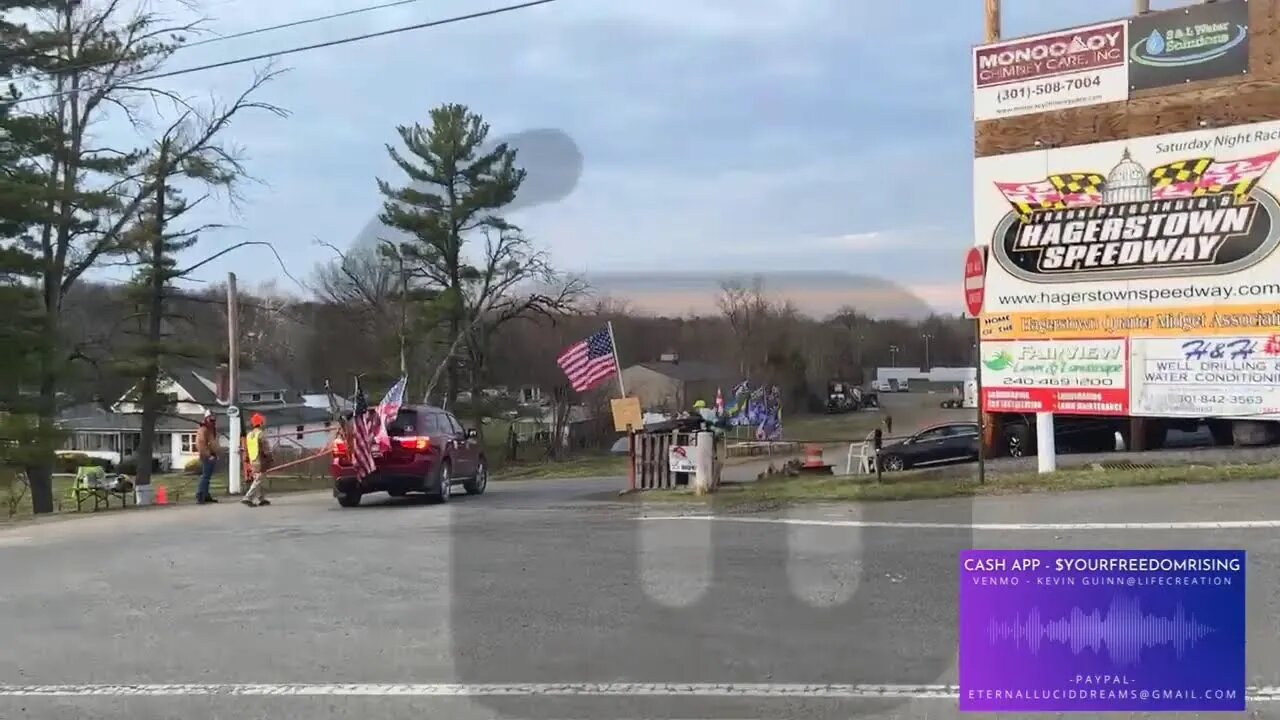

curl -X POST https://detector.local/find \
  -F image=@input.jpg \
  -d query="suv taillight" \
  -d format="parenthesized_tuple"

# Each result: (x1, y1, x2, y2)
(333, 439, 347, 456)
(398, 436, 431, 451)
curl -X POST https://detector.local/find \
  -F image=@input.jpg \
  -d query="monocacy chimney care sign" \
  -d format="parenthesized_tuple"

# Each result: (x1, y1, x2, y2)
(973, 21, 1128, 122)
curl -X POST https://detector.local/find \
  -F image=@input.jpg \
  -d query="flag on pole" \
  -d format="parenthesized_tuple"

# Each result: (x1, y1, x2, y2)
(374, 375, 408, 451)
(557, 327, 618, 392)
(377, 375, 408, 421)
(348, 390, 378, 479)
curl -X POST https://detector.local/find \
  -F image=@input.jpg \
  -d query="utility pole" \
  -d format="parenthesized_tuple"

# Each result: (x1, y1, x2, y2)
(1135, 0, 1149, 13)
(399, 254, 408, 377)
(984, 0, 1000, 42)
(227, 272, 242, 495)
(922, 333, 934, 371)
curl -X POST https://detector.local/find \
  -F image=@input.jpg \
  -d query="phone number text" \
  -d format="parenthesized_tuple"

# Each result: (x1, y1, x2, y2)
(996, 75, 1102, 104)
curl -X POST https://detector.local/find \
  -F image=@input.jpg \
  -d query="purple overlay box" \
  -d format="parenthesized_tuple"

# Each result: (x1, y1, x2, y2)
(959, 549, 1246, 713)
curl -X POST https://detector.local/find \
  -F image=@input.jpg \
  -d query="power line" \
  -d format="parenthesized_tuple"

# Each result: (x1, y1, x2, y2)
(9, 0, 437, 85)
(9, 0, 559, 106)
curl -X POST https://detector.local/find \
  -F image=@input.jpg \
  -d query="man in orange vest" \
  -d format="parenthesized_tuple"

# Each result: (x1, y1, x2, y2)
(242, 413, 273, 507)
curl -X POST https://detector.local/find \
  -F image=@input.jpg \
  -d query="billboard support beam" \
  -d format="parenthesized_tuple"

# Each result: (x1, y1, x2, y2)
(1035, 413, 1056, 474)
(984, 0, 1000, 42)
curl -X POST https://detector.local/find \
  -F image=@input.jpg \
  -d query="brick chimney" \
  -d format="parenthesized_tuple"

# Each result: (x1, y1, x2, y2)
(215, 363, 229, 403)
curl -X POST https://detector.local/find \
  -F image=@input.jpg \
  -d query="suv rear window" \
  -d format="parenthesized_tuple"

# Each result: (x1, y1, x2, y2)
(386, 409, 419, 437)
(423, 412, 451, 435)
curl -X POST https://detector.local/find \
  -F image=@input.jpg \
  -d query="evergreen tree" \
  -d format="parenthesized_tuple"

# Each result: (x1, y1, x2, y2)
(0, 1, 61, 475)
(3, 0, 194, 513)
(377, 103, 525, 407)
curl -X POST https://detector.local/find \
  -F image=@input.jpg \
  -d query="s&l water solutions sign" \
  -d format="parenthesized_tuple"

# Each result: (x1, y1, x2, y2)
(1129, 0, 1249, 91)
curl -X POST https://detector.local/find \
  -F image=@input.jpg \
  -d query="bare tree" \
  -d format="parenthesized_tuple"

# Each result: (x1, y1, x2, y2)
(118, 67, 287, 487)
(716, 276, 773, 378)
(312, 239, 444, 388)
(458, 226, 586, 430)
(311, 241, 399, 310)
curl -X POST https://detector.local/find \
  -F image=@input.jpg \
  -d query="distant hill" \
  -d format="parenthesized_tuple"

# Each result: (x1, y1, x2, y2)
(583, 271, 937, 320)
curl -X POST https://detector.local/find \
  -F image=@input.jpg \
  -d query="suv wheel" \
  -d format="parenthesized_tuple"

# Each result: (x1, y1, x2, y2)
(464, 459, 488, 496)
(336, 491, 361, 508)
(435, 461, 452, 504)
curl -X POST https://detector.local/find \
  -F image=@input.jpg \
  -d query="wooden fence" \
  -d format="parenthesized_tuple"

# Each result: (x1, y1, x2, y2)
(633, 430, 702, 490)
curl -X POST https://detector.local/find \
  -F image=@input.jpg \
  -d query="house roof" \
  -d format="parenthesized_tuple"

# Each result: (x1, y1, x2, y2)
(57, 404, 205, 432)
(632, 360, 732, 383)
(152, 364, 300, 407)
(58, 403, 334, 433)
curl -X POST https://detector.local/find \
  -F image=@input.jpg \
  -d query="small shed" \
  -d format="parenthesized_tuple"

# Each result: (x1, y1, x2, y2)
(620, 354, 734, 413)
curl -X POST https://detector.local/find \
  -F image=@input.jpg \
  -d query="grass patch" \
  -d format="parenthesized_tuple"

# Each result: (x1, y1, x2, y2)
(495, 453, 626, 481)
(1, 469, 332, 522)
(640, 461, 1280, 506)
(777, 412, 889, 443)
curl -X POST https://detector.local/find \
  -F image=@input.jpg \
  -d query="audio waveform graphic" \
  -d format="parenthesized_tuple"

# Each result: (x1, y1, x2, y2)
(986, 595, 1215, 667)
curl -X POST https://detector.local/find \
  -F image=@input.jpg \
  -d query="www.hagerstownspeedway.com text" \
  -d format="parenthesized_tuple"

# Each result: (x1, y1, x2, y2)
(998, 282, 1280, 307)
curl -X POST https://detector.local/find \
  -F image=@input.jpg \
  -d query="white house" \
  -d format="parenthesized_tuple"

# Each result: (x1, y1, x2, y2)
(57, 364, 337, 471)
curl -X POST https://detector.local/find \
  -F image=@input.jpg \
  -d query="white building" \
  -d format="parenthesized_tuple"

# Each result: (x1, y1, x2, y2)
(57, 365, 336, 471)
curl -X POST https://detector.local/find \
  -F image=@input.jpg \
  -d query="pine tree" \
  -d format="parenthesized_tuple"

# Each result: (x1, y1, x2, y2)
(377, 103, 525, 408)
(115, 137, 200, 486)
(3, 0, 196, 513)
(0, 1, 62, 475)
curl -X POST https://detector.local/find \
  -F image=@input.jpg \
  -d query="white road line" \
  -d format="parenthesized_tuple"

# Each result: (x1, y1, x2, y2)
(0, 683, 1277, 700)
(638, 515, 1280, 531)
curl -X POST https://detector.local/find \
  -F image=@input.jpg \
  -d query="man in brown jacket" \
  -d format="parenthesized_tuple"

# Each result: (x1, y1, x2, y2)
(195, 412, 219, 504)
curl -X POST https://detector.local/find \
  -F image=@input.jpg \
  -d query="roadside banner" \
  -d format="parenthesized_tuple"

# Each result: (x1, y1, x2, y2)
(975, 119, 1280, 341)
(973, 119, 1280, 417)
(1128, 0, 1249, 92)
(1130, 335, 1280, 418)
(980, 339, 1128, 415)
(973, 21, 1128, 122)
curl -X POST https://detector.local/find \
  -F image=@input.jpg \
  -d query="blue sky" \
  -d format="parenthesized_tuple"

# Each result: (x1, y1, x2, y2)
(92, 0, 1174, 311)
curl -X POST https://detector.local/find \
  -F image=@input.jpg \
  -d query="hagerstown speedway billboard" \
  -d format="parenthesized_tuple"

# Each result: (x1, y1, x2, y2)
(975, 119, 1280, 420)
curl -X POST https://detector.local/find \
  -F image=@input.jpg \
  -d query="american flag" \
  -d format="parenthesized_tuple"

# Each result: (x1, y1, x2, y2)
(347, 390, 379, 479)
(374, 375, 408, 452)
(557, 327, 618, 392)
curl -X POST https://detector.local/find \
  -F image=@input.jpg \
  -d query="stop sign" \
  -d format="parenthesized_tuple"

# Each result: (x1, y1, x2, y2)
(964, 247, 986, 317)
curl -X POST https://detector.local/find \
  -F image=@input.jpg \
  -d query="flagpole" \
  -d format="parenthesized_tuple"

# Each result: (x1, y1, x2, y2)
(606, 321, 626, 397)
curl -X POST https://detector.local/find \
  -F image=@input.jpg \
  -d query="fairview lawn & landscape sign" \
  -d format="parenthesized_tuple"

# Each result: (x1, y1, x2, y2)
(980, 339, 1129, 415)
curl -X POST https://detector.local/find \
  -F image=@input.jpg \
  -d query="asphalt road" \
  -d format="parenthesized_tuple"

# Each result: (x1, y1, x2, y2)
(3, 477, 1280, 719)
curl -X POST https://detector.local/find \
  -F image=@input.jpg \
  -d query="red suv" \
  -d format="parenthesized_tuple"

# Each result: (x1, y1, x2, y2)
(331, 404, 488, 507)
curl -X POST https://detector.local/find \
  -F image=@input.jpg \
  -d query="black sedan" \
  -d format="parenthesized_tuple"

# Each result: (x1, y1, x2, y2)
(878, 422, 980, 472)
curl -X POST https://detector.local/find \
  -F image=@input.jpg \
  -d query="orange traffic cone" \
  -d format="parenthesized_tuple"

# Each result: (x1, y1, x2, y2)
(155, 485, 168, 505)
